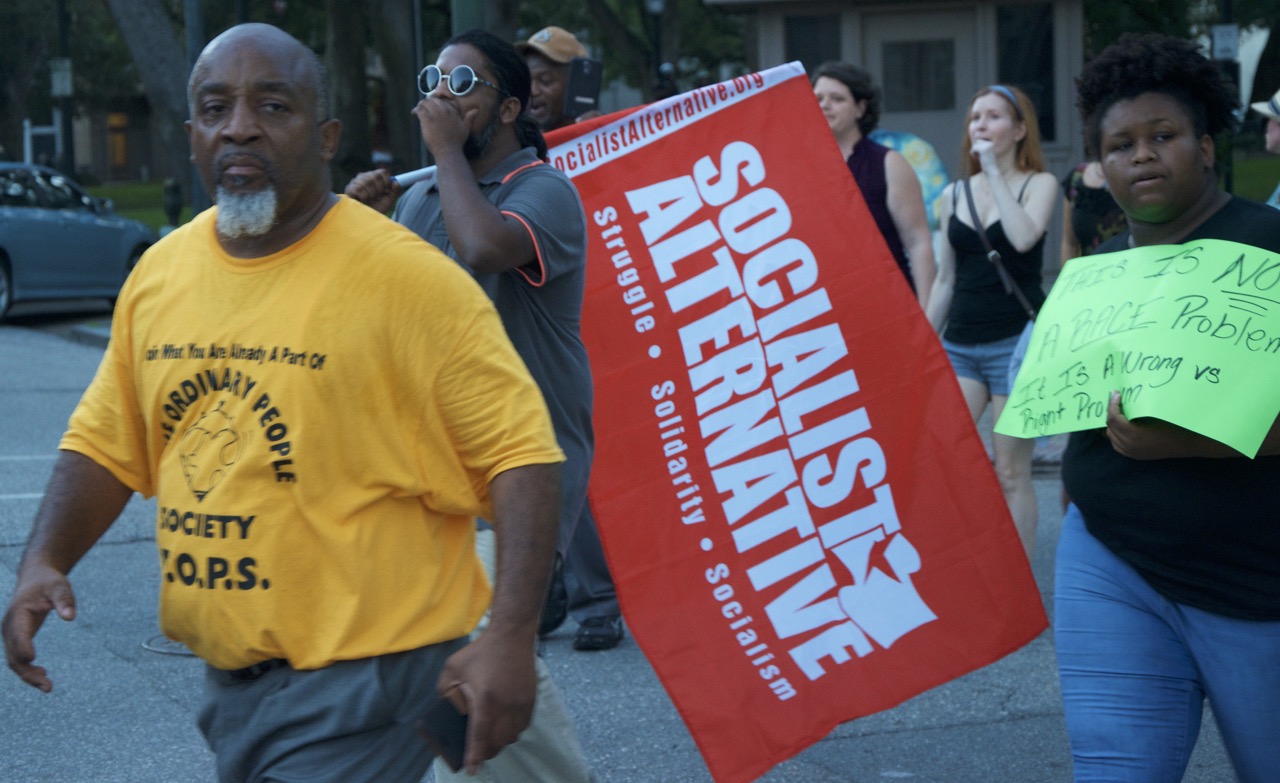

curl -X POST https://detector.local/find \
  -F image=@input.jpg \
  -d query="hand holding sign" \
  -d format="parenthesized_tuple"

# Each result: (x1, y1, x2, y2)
(995, 239, 1280, 456)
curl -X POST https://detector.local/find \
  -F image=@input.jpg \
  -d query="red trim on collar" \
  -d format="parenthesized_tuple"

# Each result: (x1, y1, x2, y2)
(501, 160, 544, 185)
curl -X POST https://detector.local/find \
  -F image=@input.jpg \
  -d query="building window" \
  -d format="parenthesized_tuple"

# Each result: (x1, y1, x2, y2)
(785, 15, 840, 77)
(108, 112, 129, 170)
(882, 40, 955, 112)
(997, 3, 1055, 142)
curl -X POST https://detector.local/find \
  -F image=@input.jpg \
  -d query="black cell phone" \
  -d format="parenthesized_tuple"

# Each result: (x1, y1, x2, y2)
(563, 57, 603, 119)
(416, 694, 469, 772)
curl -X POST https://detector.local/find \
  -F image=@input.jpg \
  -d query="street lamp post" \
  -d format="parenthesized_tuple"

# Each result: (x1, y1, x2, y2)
(645, 0, 665, 95)
(55, 0, 75, 176)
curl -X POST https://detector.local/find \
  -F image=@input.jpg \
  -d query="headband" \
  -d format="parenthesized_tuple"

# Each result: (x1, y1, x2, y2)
(988, 85, 1023, 120)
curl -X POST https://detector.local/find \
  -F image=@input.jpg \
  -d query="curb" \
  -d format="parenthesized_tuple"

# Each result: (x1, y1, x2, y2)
(69, 321, 112, 349)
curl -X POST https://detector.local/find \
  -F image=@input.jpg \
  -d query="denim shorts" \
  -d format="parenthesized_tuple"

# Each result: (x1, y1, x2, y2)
(942, 331, 1022, 397)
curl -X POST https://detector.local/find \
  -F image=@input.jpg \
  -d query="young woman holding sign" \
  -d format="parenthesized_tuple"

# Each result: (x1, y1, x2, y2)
(1056, 33, 1280, 782)
(927, 85, 1057, 559)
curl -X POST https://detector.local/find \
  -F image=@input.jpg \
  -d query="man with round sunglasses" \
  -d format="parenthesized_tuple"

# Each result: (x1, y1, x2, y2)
(420, 62, 509, 99)
(346, 29, 595, 783)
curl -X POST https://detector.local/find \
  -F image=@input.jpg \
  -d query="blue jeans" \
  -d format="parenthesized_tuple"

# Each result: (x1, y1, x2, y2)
(1054, 505, 1280, 782)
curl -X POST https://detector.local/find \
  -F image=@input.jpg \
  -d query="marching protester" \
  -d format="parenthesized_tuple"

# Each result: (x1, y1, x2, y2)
(344, 28, 600, 782)
(516, 25, 596, 132)
(926, 84, 1057, 560)
(3, 23, 563, 781)
(514, 23, 621, 648)
(1055, 32, 1280, 782)
(1059, 159, 1125, 264)
(812, 62, 936, 308)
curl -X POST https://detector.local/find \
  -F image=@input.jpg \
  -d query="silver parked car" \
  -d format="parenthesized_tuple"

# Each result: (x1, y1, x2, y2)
(0, 162, 157, 320)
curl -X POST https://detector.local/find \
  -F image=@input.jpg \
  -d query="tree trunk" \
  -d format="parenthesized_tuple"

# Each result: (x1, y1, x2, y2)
(102, 0, 192, 201)
(369, 0, 421, 172)
(325, 0, 369, 192)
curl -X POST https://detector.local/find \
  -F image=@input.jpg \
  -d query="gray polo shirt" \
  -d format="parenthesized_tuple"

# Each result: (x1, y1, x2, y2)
(392, 147, 593, 533)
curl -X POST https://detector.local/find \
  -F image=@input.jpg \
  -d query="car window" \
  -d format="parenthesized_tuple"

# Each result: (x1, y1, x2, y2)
(0, 171, 38, 207)
(34, 171, 83, 210)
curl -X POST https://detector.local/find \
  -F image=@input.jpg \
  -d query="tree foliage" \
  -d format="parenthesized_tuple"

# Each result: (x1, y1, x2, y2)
(1082, 0, 1197, 59)
(0, 0, 140, 165)
(510, 0, 747, 98)
(0, 0, 745, 192)
(1081, 0, 1280, 126)
(0, 1, 54, 162)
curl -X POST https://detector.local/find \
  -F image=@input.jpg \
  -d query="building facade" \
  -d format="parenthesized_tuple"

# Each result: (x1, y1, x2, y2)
(710, 0, 1087, 271)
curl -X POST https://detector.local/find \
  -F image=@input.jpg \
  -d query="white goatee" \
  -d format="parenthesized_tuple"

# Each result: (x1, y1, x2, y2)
(215, 187, 279, 238)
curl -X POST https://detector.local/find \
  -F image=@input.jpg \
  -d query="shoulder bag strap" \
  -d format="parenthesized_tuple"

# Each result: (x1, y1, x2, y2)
(962, 177, 1038, 321)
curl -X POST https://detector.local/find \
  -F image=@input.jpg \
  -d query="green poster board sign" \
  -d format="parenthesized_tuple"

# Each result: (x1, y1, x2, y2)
(994, 239, 1280, 456)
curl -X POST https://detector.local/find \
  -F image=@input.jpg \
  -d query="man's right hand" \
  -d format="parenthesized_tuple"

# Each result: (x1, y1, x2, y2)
(344, 169, 401, 214)
(2, 561, 77, 693)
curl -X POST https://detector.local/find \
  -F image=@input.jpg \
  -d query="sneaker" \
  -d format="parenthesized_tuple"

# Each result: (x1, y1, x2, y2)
(538, 555, 568, 638)
(573, 615, 624, 651)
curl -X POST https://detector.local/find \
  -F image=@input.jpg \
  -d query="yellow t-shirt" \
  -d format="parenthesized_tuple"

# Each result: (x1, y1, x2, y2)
(61, 197, 564, 670)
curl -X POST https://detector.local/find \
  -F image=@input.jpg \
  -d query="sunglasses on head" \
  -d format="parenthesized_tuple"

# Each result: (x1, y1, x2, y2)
(418, 64, 510, 98)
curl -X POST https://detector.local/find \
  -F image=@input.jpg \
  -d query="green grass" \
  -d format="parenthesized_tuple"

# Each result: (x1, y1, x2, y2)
(87, 181, 192, 233)
(1229, 152, 1280, 203)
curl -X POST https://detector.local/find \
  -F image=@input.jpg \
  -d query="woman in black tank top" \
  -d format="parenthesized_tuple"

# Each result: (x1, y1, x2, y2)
(927, 85, 1058, 560)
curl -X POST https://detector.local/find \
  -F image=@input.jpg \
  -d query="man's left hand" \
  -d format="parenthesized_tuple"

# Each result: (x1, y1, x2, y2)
(434, 629, 537, 773)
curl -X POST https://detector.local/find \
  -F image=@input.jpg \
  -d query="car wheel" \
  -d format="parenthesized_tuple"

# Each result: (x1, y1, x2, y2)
(0, 255, 12, 322)
(126, 246, 146, 279)
(111, 247, 147, 310)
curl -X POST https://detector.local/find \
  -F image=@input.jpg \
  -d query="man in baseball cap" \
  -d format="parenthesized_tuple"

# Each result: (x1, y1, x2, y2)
(515, 27, 621, 650)
(1250, 87, 1280, 209)
(516, 26, 589, 132)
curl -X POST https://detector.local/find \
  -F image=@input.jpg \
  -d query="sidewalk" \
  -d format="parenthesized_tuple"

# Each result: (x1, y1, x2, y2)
(68, 317, 113, 349)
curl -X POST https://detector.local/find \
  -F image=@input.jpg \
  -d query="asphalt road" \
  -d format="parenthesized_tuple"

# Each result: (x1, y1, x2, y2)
(0, 314, 1237, 783)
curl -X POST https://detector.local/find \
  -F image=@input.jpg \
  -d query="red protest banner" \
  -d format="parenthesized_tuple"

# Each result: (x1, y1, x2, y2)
(547, 64, 1047, 783)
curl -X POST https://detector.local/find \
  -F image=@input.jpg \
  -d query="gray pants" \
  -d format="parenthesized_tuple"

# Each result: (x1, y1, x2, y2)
(564, 503, 619, 622)
(198, 640, 466, 783)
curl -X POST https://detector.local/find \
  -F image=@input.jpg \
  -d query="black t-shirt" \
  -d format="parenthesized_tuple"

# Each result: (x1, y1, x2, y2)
(1062, 196, 1280, 620)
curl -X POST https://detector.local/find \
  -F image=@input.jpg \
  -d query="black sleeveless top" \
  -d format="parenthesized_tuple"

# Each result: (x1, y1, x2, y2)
(943, 176, 1045, 344)
(847, 137, 912, 291)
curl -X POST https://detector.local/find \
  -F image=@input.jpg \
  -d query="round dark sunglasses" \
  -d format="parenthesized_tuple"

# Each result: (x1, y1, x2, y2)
(417, 64, 510, 98)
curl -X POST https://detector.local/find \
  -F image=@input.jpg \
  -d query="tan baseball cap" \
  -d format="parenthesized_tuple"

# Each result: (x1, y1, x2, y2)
(516, 26, 587, 64)
(1251, 88, 1280, 122)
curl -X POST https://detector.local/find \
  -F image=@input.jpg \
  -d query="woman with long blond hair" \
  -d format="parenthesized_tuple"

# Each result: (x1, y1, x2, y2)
(927, 85, 1057, 559)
